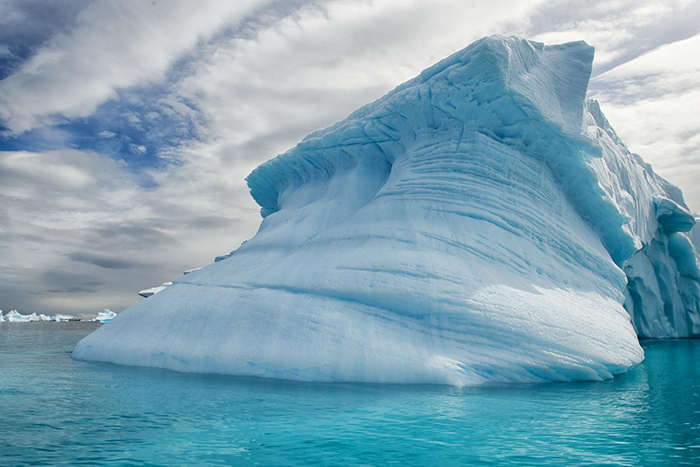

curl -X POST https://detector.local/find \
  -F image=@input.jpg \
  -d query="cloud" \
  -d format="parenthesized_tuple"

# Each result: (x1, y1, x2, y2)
(0, 0, 93, 79)
(0, 0, 267, 134)
(67, 252, 148, 270)
(0, 146, 258, 314)
(128, 143, 147, 155)
(523, 0, 700, 75)
(0, 44, 13, 59)
(97, 130, 116, 139)
(0, 150, 97, 189)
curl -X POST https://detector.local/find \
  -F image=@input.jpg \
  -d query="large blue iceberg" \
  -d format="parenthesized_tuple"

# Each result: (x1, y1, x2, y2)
(73, 36, 700, 385)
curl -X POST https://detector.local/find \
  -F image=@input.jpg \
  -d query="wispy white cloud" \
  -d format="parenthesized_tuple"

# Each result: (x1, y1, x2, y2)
(0, 0, 93, 78)
(524, 0, 700, 74)
(0, 0, 266, 134)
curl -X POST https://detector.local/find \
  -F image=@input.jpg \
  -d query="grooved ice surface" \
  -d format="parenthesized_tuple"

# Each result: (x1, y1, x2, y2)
(73, 36, 700, 385)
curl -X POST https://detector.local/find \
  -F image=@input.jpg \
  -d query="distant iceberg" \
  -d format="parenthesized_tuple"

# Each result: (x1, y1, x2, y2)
(0, 309, 117, 323)
(0, 310, 75, 322)
(73, 36, 700, 385)
(4, 310, 29, 322)
(94, 309, 117, 323)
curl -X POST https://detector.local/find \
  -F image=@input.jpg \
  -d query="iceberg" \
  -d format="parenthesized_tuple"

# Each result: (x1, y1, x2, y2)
(0, 310, 76, 322)
(94, 309, 117, 323)
(73, 36, 700, 385)
(6, 310, 25, 322)
(5, 310, 31, 322)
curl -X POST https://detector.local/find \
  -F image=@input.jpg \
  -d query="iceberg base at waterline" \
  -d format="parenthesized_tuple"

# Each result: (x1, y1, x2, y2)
(73, 36, 700, 386)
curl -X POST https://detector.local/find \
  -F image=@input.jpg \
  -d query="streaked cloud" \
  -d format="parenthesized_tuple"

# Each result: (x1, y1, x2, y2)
(0, 0, 265, 134)
(525, 0, 700, 74)
(66, 252, 149, 270)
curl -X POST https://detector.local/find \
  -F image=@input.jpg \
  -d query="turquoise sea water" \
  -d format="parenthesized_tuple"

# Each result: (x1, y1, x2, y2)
(1, 323, 699, 466)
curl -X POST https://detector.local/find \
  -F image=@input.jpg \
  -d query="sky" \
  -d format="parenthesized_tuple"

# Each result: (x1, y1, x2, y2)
(0, 0, 698, 316)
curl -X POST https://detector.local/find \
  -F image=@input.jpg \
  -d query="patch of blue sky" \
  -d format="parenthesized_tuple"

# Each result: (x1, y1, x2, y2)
(0, 0, 315, 188)
(0, 80, 204, 187)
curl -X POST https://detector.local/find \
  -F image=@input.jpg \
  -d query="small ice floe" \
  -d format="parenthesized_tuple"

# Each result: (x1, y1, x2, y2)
(94, 309, 117, 323)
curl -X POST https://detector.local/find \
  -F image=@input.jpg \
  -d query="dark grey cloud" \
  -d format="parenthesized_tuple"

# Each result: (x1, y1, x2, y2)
(88, 222, 182, 250)
(67, 252, 148, 270)
(0, 267, 101, 312)
(43, 274, 103, 295)
(187, 215, 240, 230)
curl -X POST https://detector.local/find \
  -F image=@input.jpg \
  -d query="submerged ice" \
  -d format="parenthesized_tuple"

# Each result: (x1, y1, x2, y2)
(73, 36, 700, 385)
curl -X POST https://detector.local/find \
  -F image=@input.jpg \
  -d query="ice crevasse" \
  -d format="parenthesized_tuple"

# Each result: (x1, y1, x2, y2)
(73, 36, 700, 386)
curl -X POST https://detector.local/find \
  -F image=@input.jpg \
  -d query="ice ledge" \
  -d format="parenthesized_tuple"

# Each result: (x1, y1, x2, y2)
(654, 196, 695, 233)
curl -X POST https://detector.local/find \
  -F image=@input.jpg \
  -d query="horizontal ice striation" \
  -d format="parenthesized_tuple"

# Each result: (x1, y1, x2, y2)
(73, 36, 700, 385)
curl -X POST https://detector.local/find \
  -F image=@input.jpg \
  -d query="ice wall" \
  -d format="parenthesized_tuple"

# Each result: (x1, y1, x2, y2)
(73, 36, 700, 385)
(580, 104, 700, 337)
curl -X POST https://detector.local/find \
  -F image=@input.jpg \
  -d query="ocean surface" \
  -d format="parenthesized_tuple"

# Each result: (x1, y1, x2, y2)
(1, 323, 699, 466)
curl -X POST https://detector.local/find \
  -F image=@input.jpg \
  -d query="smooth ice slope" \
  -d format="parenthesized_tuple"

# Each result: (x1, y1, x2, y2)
(73, 36, 700, 385)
